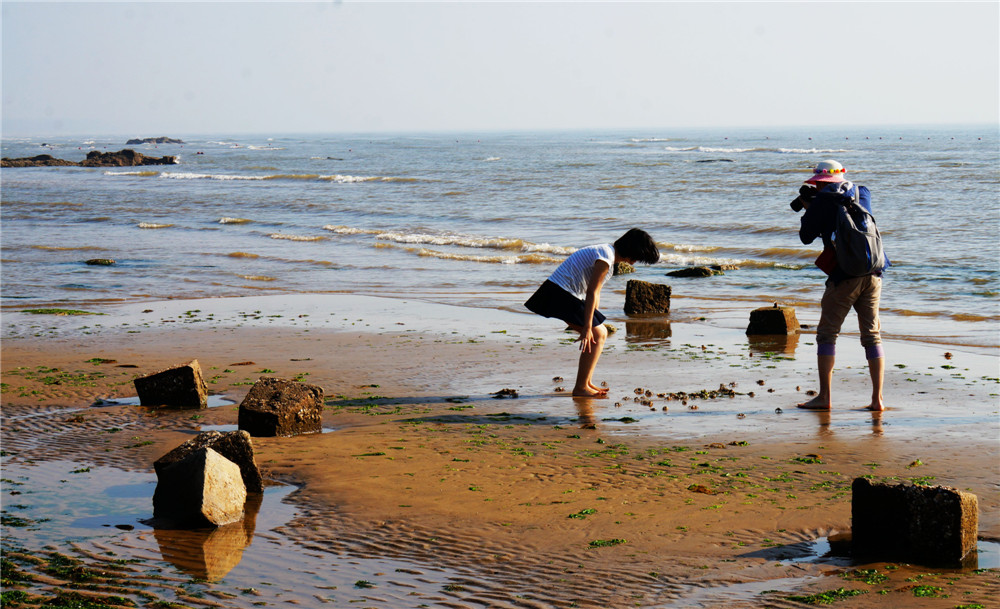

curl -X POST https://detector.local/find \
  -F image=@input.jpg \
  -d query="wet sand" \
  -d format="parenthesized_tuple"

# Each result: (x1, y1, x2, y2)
(2, 295, 998, 608)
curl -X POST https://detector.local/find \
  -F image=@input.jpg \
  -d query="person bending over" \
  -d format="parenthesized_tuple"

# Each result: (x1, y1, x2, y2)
(525, 228, 660, 397)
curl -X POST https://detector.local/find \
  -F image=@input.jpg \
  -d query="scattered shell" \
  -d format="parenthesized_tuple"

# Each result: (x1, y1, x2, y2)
(554, 387, 565, 392)
(944, 352, 953, 359)
(737, 413, 746, 419)
(661, 406, 668, 411)
(634, 387, 644, 395)
(614, 402, 622, 408)
(806, 390, 817, 396)
(767, 388, 775, 393)
(552, 376, 564, 382)
(775, 407, 783, 414)
(756, 379, 766, 386)
(747, 392, 756, 398)
(688, 405, 698, 410)
(644, 390, 652, 397)
(796, 386, 801, 391)
(601, 381, 608, 387)
(492, 388, 519, 399)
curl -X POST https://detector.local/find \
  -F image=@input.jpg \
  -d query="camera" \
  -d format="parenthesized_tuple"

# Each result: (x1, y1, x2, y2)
(790, 184, 816, 212)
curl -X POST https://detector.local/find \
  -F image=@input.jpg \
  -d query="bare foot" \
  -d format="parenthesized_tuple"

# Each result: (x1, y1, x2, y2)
(864, 403, 885, 411)
(588, 382, 609, 395)
(572, 387, 608, 398)
(796, 395, 831, 410)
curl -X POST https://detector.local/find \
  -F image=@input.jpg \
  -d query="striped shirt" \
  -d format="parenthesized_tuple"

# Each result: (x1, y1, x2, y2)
(548, 244, 614, 300)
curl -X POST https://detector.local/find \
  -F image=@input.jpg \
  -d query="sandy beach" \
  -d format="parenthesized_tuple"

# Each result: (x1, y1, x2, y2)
(2, 294, 998, 608)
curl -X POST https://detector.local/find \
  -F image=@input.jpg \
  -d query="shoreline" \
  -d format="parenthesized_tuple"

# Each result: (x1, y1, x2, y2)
(2, 294, 998, 607)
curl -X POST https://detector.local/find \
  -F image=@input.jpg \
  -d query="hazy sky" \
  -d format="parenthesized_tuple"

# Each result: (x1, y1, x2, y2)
(3, 1, 998, 136)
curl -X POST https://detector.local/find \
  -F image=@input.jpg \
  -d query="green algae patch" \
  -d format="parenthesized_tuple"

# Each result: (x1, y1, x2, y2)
(20, 308, 104, 316)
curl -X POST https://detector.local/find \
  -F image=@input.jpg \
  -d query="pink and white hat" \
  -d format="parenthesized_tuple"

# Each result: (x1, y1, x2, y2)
(805, 160, 846, 184)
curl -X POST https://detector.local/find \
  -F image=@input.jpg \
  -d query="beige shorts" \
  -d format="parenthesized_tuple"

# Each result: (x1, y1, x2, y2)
(816, 274, 882, 348)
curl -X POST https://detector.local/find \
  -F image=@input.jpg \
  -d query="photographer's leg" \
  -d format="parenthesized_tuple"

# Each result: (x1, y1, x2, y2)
(799, 279, 855, 409)
(856, 276, 884, 410)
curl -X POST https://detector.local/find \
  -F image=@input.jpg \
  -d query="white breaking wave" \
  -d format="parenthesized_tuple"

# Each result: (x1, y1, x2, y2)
(160, 172, 266, 181)
(219, 217, 253, 224)
(484, 157, 502, 162)
(104, 170, 159, 177)
(323, 225, 576, 255)
(323, 225, 382, 235)
(137, 222, 173, 229)
(269, 233, 325, 242)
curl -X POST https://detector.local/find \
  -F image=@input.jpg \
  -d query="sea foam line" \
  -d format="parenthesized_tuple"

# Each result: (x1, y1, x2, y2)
(323, 225, 575, 255)
(374, 243, 561, 265)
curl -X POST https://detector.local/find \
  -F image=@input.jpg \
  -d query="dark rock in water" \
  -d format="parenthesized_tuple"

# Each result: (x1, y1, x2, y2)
(155, 430, 263, 493)
(126, 137, 185, 145)
(2, 149, 178, 168)
(624, 279, 671, 315)
(613, 261, 635, 276)
(746, 304, 799, 335)
(695, 159, 735, 163)
(852, 477, 978, 565)
(133, 359, 208, 409)
(666, 266, 722, 278)
(711, 264, 740, 271)
(80, 149, 177, 167)
(153, 447, 246, 527)
(238, 377, 324, 437)
(492, 388, 519, 399)
(85, 258, 116, 266)
(0, 154, 76, 168)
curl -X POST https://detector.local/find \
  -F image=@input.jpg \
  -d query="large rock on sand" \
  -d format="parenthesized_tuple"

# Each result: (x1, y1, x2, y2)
(746, 304, 799, 335)
(153, 447, 247, 527)
(852, 478, 979, 565)
(155, 430, 263, 493)
(624, 279, 671, 315)
(133, 360, 208, 409)
(238, 377, 324, 437)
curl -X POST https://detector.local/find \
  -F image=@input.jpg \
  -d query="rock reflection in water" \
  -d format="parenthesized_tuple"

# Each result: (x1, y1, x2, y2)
(747, 333, 800, 355)
(153, 492, 262, 581)
(624, 319, 672, 344)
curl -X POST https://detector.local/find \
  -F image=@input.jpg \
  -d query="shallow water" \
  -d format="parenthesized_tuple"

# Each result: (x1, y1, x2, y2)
(3, 128, 998, 349)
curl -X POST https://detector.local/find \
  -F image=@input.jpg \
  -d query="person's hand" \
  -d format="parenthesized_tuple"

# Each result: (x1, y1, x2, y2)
(578, 326, 597, 353)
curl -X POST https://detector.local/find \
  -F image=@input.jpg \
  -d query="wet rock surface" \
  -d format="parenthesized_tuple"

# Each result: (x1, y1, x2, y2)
(2, 149, 178, 167)
(624, 279, 671, 315)
(746, 304, 800, 335)
(153, 446, 247, 527)
(155, 430, 263, 493)
(133, 359, 208, 409)
(852, 477, 979, 565)
(238, 377, 324, 437)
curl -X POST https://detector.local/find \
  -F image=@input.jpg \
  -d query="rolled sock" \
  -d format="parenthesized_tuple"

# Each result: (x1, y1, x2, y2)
(865, 344, 884, 360)
(817, 343, 836, 357)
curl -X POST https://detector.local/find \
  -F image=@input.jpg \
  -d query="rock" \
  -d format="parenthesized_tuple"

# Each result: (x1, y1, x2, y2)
(155, 430, 263, 493)
(153, 447, 247, 527)
(126, 137, 185, 145)
(711, 264, 740, 271)
(492, 388, 519, 399)
(133, 360, 208, 408)
(80, 149, 177, 167)
(613, 261, 635, 276)
(1, 149, 177, 168)
(666, 266, 722, 278)
(746, 304, 800, 335)
(84, 258, 115, 266)
(851, 478, 978, 565)
(238, 377, 324, 437)
(0, 154, 77, 167)
(624, 279, 671, 315)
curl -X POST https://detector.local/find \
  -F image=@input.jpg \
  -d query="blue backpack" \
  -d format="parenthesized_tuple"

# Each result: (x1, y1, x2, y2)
(834, 185, 887, 276)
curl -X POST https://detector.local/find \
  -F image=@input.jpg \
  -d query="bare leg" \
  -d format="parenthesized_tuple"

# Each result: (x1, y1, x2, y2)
(865, 357, 884, 411)
(798, 354, 834, 410)
(573, 324, 607, 397)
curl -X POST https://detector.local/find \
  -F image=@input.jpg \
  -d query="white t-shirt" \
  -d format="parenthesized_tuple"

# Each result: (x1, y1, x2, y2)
(548, 244, 614, 300)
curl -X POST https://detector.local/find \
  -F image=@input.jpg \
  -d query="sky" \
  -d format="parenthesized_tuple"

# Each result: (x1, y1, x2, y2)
(2, 1, 998, 136)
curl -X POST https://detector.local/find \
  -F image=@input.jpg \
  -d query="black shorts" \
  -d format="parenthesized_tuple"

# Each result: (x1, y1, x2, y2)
(525, 280, 606, 328)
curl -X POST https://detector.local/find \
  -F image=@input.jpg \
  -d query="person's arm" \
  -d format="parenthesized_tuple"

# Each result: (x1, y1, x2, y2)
(799, 197, 832, 245)
(578, 259, 610, 352)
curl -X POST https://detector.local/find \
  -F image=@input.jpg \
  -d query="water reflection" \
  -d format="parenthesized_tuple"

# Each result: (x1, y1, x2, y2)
(624, 319, 672, 344)
(152, 492, 263, 581)
(747, 333, 800, 355)
(573, 398, 598, 429)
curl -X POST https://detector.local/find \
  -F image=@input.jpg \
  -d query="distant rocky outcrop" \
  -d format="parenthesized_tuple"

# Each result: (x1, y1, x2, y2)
(126, 137, 185, 145)
(1, 149, 178, 168)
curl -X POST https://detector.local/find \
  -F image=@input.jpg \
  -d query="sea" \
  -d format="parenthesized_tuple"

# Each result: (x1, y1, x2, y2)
(2, 126, 998, 352)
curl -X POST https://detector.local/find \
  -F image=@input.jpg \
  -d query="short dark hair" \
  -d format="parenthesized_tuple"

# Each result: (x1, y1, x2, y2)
(614, 228, 660, 264)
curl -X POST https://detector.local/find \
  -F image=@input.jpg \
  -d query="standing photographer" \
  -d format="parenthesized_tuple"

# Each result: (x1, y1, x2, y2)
(792, 160, 887, 411)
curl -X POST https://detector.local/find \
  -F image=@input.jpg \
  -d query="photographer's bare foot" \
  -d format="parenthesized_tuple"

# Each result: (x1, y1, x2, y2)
(796, 395, 831, 410)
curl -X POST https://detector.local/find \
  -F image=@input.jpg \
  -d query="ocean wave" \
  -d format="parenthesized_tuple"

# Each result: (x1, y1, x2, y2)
(663, 146, 851, 154)
(323, 225, 382, 235)
(137, 222, 173, 229)
(227, 252, 259, 258)
(30, 245, 105, 251)
(484, 157, 502, 162)
(161, 172, 266, 181)
(318, 174, 419, 184)
(238, 274, 277, 281)
(378, 231, 576, 255)
(104, 170, 159, 177)
(219, 217, 253, 224)
(269, 233, 325, 242)
(374, 242, 561, 264)
(631, 138, 672, 143)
